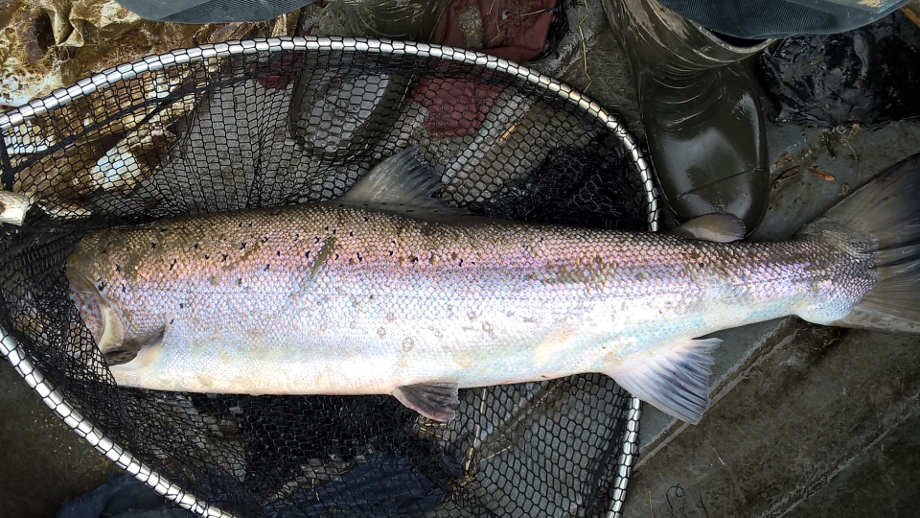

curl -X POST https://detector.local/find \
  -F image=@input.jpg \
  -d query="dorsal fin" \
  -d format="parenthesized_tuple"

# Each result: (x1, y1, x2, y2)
(341, 147, 466, 221)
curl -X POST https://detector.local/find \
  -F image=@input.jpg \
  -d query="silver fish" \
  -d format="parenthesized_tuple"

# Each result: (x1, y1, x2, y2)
(67, 149, 920, 424)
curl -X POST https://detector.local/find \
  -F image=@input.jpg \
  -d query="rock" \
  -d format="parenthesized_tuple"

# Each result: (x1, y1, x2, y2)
(1, 1, 299, 220)
(0, 0, 297, 108)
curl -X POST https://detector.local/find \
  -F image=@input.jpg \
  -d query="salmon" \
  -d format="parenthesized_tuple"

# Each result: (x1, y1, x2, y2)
(67, 149, 920, 423)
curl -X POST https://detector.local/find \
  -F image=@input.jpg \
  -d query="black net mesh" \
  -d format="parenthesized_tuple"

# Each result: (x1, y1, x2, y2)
(0, 39, 650, 517)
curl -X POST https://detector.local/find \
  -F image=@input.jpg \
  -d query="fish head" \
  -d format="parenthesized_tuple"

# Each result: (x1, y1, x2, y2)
(66, 233, 138, 366)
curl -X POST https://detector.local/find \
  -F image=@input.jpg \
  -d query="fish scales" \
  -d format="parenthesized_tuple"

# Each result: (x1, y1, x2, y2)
(67, 203, 872, 398)
(64, 149, 920, 423)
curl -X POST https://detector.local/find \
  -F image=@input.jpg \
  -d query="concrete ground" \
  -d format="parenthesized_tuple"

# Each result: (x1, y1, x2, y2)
(0, 359, 117, 517)
(624, 323, 920, 517)
(566, 6, 920, 516)
(2, 3, 919, 518)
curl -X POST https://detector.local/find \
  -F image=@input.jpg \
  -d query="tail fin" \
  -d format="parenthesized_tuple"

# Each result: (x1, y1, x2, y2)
(801, 153, 920, 333)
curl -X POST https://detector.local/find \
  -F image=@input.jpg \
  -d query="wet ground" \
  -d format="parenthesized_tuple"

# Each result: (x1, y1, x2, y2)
(2, 2, 920, 517)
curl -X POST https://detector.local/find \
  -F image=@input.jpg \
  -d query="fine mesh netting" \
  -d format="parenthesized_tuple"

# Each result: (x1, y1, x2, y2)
(0, 39, 652, 517)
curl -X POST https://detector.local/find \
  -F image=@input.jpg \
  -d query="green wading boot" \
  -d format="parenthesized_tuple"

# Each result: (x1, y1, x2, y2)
(602, 0, 773, 232)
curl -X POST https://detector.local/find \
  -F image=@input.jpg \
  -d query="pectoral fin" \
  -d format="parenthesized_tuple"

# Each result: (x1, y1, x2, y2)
(393, 382, 460, 422)
(606, 337, 721, 425)
(103, 326, 166, 366)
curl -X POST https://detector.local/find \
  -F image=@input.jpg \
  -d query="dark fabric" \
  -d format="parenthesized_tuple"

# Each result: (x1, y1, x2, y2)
(430, 0, 557, 62)
(759, 10, 920, 126)
(116, 0, 315, 23)
(659, 0, 910, 39)
(58, 475, 194, 518)
(408, 0, 557, 137)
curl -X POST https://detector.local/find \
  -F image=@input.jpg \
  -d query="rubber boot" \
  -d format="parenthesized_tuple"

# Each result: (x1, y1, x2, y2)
(601, 0, 773, 232)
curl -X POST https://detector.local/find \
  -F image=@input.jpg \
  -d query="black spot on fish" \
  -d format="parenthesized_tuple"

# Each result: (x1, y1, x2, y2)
(409, 255, 418, 263)
(459, 259, 464, 266)
(389, 250, 393, 256)
(315, 237, 320, 243)
(115, 264, 121, 272)
(193, 243, 199, 250)
(96, 282, 106, 292)
(238, 222, 243, 228)
(179, 303, 185, 309)
(240, 242, 246, 250)
(169, 319, 175, 325)
(334, 253, 339, 260)
(349, 231, 354, 237)
(150, 242, 157, 249)
(276, 250, 281, 257)
(324, 226, 329, 231)
(248, 222, 253, 227)
(264, 264, 270, 271)
(363, 216, 369, 222)
(356, 252, 362, 262)
(237, 278, 243, 286)
(221, 254, 228, 261)
(305, 251, 310, 258)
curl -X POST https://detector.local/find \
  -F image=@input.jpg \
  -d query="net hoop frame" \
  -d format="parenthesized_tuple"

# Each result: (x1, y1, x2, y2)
(0, 36, 657, 518)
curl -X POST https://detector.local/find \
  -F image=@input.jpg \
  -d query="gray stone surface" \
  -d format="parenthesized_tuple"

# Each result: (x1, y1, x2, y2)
(624, 324, 920, 517)
(0, 359, 117, 517)
(638, 120, 920, 448)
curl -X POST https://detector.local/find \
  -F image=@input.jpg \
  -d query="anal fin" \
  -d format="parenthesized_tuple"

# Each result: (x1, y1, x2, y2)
(607, 337, 721, 424)
(393, 382, 460, 422)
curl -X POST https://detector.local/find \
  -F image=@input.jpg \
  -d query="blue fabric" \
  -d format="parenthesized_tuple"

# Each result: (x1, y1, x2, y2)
(118, 0, 907, 35)
(263, 455, 445, 518)
(58, 455, 443, 518)
(115, 0, 316, 23)
(58, 475, 194, 518)
(658, 0, 910, 39)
